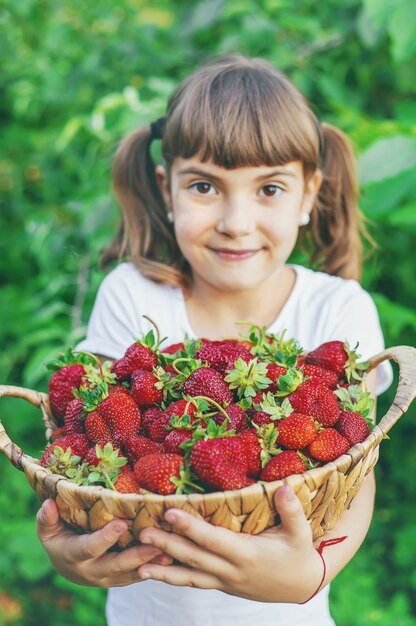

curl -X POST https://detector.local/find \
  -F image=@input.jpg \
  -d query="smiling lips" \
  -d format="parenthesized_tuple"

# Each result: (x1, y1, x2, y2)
(210, 247, 261, 261)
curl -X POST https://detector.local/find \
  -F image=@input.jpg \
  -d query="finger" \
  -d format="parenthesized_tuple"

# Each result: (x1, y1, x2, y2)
(94, 544, 167, 578)
(144, 508, 249, 565)
(139, 526, 230, 575)
(36, 499, 68, 542)
(69, 520, 129, 562)
(273, 486, 311, 540)
(137, 562, 221, 590)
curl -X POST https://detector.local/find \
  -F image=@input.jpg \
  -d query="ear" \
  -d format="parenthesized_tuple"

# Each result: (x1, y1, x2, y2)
(155, 164, 172, 209)
(301, 169, 323, 215)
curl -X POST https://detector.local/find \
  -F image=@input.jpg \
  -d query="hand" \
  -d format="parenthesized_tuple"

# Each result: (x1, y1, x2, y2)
(36, 499, 173, 588)
(137, 485, 324, 603)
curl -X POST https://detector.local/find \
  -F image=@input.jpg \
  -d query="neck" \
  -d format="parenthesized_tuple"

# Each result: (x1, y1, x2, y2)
(185, 265, 296, 340)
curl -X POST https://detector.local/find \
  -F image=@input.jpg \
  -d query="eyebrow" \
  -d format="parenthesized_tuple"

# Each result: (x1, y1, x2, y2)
(177, 167, 298, 182)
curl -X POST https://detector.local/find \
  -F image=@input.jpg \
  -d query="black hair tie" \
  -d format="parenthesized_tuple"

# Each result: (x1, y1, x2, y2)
(150, 116, 166, 141)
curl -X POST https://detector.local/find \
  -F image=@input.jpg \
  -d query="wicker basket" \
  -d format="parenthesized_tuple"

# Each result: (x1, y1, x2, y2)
(1, 346, 416, 547)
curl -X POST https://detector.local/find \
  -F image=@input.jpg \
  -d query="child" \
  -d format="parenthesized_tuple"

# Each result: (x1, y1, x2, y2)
(36, 54, 393, 626)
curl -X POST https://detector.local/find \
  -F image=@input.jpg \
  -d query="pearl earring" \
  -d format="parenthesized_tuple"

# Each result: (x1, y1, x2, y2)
(299, 212, 310, 226)
(167, 211, 174, 223)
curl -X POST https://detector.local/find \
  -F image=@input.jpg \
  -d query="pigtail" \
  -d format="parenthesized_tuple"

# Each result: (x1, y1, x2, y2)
(308, 123, 375, 282)
(100, 126, 190, 289)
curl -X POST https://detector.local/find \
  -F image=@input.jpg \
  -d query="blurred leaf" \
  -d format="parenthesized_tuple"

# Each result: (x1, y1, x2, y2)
(358, 136, 416, 184)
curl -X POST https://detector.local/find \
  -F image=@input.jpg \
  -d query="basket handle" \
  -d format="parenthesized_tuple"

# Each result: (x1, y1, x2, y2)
(0, 384, 55, 469)
(367, 345, 416, 440)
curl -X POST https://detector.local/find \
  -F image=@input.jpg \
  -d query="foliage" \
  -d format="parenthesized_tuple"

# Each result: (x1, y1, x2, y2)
(0, 0, 415, 624)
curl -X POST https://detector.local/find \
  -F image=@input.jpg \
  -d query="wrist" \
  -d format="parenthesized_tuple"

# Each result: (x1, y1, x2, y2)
(299, 535, 348, 604)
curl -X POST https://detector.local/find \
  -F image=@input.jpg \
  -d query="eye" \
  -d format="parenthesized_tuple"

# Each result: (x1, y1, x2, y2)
(260, 184, 283, 198)
(189, 181, 216, 195)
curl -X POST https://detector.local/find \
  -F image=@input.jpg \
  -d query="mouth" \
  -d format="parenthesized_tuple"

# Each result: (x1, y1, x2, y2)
(209, 247, 261, 261)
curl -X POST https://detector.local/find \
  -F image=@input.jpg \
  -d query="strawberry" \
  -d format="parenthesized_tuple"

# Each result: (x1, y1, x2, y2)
(49, 364, 87, 420)
(98, 392, 141, 446)
(308, 428, 350, 462)
(302, 364, 339, 389)
(190, 437, 254, 491)
(147, 400, 197, 442)
(305, 340, 369, 383)
(260, 450, 307, 481)
(40, 434, 89, 467)
(212, 403, 248, 433)
(131, 369, 164, 406)
(134, 453, 184, 495)
(194, 340, 252, 375)
(114, 470, 141, 494)
(288, 379, 340, 427)
(85, 410, 112, 444)
(64, 398, 85, 435)
(251, 411, 273, 428)
(183, 367, 233, 407)
(161, 342, 185, 355)
(123, 434, 163, 464)
(239, 429, 262, 478)
(265, 363, 287, 392)
(275, 413, 318, 449)
(111, 340, 158, 381)
(51, 426, 66, 440)
(85, 442, 124, 467)
(336, 411, 371, 445)
(139, 406, 163, 437)
(163, 429, 193, 455)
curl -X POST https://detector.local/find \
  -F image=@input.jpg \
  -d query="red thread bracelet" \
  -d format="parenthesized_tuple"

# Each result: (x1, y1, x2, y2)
(301, 535, 348, 604)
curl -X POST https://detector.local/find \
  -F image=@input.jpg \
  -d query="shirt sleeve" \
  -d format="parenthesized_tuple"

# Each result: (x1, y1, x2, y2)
(327, 285, 393, 396)
(75, 267, 142, 360)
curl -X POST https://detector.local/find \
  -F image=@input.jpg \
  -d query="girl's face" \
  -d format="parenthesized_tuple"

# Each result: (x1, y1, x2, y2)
(156, 157, 322, 294)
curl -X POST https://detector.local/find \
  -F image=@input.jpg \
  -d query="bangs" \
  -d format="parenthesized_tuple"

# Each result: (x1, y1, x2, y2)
(163, 57, 320, 170)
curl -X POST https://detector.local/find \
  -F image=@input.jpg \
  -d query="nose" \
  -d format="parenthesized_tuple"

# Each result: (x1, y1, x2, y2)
(215, 195, 256, 238)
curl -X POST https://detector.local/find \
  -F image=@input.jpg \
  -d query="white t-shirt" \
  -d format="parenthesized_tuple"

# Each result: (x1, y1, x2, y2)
(76, 262, 393, 626)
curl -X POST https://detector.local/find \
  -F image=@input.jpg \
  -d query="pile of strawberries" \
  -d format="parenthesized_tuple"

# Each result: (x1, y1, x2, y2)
(40, 324, 375, 496)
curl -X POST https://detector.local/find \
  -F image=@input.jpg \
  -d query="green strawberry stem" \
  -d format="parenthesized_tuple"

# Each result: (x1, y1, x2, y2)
(142, 315, 161, 348)
(101, 467, 117, 491)
(73, 350, 103, 377)
(171, 357, 194, 375)
(185, 395, 231, 422)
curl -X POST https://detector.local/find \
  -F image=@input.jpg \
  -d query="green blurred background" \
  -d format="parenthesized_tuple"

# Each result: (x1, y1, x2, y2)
(1, 0, 415, 624)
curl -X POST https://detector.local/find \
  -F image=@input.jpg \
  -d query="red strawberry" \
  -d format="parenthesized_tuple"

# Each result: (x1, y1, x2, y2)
(51, 426, 66, 440)
(260, 450, 307, 481)
(131, 369, 163, 406)
(114, 470, 141, 494)
(163, 429, 193, 455)
(161, 342, 185, 355)
(85, 410, 112, 444)
(183, 367, 233, 406)
(251, 411, 272, 428)
(212, 403, 248, 433)
(265, 363, 287, 392)
(139, 407, 163, 437)
(239, 429, 262, 478)
(134, 453, 184, 495)
(190, 437, 254, 491)
(302, 364, 339, 389)
(288, 379, 340, 427)
(49, 364, 87, 420)
(336, 411, 371, 445)
(40, 434, 89, 467)
(64, 398, 85, 435)
(308, 428, 350, 462)
(147, 400, 197, 442)
(108, 384, 130, 395)
(246, 392, 266, 418)
(123, 434, 163, 464)
(111, 342, 157, 381)
(98, 392, 141, 446)
(195, 340, 252, 375)
(275, 413, 318, 449)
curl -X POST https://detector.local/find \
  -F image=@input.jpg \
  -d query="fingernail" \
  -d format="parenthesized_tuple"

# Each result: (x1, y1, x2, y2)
(165, 510, 177, 523)
(140, 571, 151, 580)
(284, 486, 294, 502)
(112, 523, 126, 536)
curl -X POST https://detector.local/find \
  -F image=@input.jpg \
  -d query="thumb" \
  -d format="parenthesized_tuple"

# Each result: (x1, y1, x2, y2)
(274, 485, 311, 539)
(36, 499, 66, 542)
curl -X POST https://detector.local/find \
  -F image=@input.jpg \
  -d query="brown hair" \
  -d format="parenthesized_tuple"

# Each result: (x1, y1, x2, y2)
(102, 54, 372, 287)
